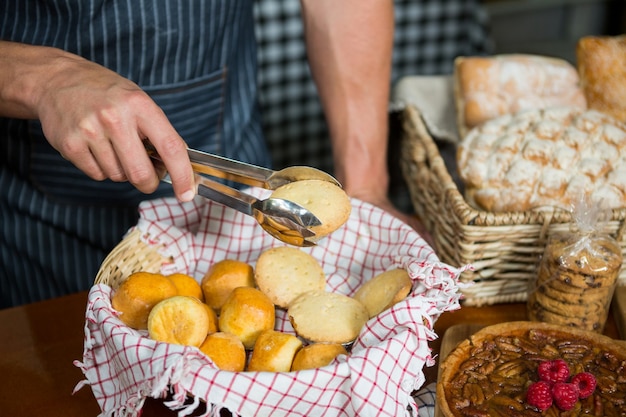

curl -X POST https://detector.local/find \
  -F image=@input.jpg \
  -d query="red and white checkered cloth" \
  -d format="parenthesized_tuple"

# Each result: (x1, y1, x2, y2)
(74, 193, 468, 417)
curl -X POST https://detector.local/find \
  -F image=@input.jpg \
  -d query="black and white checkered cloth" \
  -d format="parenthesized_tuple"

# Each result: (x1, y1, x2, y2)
(254, 0, 493, 211)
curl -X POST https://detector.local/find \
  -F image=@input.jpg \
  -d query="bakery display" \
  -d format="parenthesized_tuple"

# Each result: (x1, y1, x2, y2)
(437, 321, 626, 416)
(254, 246, 326, 309)
(577, 35, 626, 123)
(457, 106, 626, 212)
(454, 54, 586, 138)
(269, 179, 351, 241)
(109, 244, 387, 372)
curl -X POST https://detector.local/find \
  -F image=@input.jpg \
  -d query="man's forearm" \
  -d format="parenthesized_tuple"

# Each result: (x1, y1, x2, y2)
(300, 0, 394, 196)
(0, 40, 65, 119)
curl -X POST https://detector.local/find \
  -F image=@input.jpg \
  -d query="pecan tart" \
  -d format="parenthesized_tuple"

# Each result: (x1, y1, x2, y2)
(437, 321, 626, 416)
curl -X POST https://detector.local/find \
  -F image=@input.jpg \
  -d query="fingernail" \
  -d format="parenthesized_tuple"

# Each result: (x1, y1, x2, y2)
(180, 190, 195, 202)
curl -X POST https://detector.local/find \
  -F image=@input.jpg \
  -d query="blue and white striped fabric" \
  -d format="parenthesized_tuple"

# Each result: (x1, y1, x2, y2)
(0, 0, 269, 307)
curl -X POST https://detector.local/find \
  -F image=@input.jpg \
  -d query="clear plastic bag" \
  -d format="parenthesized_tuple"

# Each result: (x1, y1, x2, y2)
(527, 196, 622, 333)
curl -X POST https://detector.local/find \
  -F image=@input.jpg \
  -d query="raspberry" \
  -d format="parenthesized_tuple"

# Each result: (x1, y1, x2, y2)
(537, 359, 570, 383)
(552, 382, 580, 411)
(571, 372, 597, 399)
(526, 381, 553, 411)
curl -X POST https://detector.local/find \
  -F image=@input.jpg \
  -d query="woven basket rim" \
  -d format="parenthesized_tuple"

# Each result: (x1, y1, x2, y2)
(95, 228, 171, 289)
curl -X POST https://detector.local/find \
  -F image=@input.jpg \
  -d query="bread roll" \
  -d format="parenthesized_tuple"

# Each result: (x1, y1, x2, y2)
(291, 343, 348, 371)
(577, 35, 626, 122)
(255, 246, 326, 309)
(247, 329, 303, 372)
(201, 259, 255, 313)
(199, 332, 246, 372)
(353, 268, 412, 318)
(218, 287, 275, 350)
(167, 273, 204, 301)
(147, 295, 210, 347)
(111, 271, 178, 330)
(454, 54, 586, 138)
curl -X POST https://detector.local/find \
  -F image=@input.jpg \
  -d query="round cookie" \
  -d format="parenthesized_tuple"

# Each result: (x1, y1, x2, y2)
(287, 290, 369, 344)
(528, 304, 605, 331)
(540, 282, 613, 304)
(269, 179, 351, 240)
(529, 289, 605, 317)
(255, 246, 326, 309)
(353, 268, 412, 318)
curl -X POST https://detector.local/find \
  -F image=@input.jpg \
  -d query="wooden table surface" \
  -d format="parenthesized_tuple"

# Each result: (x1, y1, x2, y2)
(0, 291, 621, 417)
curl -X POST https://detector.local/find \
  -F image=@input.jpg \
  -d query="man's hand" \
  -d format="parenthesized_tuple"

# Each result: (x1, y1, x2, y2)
(0, 40, 196, 202)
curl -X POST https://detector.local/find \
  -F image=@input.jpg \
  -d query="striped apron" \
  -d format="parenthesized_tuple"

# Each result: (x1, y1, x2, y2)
(0, 0, 270, 307)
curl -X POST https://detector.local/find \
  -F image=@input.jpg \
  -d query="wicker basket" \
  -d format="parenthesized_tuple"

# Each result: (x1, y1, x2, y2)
(79, 196, 466, 417)
(400, 105, 626, 306)
(94, 228, 172, 289)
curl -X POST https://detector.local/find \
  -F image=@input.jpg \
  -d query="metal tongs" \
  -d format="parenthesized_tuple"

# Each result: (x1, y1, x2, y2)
(145, 143, 341, 247)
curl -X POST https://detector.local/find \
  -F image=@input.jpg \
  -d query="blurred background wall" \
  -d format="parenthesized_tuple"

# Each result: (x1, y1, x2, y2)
(483, 0, 625, 63)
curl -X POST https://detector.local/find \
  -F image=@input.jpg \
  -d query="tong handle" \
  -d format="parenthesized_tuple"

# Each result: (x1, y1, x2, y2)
(186, 148, 275, 189)
(194, 175, 257, 217)
(144, 141, 274, 189)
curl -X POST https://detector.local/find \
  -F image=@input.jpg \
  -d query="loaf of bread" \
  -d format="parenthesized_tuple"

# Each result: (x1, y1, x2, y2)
(457, 106, 626, 212)
(454, 54, 586, 138)
(577, 35, 626, 123)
